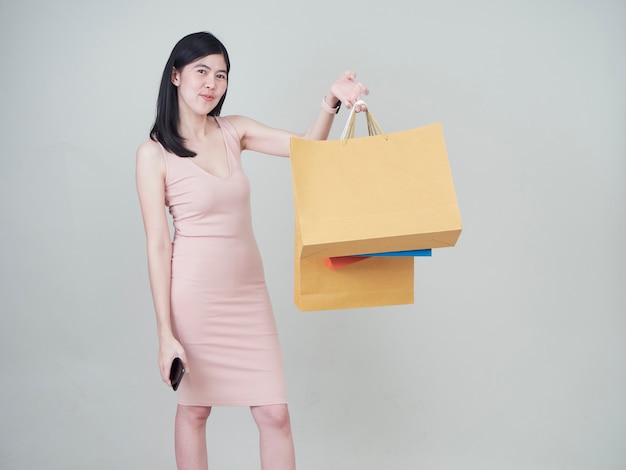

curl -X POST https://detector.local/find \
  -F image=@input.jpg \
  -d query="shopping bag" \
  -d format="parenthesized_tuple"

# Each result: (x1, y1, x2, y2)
(294, 210, 414, 311)
(356, 249, 433, 257)
(323, 256, 368, 270)
(324, 249, 432, 270)
(290, 105, 462, 259)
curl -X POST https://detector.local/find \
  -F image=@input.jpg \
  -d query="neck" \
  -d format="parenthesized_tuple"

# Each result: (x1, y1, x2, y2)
(178, 111, 213, 141)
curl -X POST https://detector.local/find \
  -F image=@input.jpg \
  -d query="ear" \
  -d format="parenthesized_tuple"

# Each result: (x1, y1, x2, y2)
(171, 67, 180, 86)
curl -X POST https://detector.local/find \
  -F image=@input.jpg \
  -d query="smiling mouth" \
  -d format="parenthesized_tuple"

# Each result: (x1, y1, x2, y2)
(200, 94, 214, 102)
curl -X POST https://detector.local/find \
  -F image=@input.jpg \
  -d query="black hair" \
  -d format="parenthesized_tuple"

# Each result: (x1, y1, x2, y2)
(150, 32, 231, 157)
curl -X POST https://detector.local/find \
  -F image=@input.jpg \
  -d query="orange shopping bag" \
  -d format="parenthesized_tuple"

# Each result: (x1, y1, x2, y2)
(290, 104, 462, 260)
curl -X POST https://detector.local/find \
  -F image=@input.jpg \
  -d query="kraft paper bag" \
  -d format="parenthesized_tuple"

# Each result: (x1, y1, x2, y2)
(290, 106, 462, 260)
(294, 212, 414, 311)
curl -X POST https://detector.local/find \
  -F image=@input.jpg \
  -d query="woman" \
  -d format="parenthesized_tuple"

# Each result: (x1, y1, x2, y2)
(136, 31, 368, 470)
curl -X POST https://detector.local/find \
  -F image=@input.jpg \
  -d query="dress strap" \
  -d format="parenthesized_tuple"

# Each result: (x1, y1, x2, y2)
(215, 116, 242, 155)
(156, 141, 171, 183)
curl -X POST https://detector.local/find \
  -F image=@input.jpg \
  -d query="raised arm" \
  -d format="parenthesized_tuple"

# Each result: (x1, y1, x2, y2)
(135, 140, 187, 385)
(229, 71, 369, 157)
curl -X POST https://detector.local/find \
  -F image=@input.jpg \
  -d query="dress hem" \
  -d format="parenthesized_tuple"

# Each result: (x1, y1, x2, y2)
(177, 398, 288, 407)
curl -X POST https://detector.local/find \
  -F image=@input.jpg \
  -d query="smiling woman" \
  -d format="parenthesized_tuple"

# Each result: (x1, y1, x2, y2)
(150, 32, 231, 159)
(135, 31, 368, 470)
(172, 55, 229, 122)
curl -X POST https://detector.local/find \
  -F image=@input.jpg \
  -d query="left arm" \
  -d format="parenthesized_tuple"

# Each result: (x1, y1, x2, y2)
(228, 71, 368, 157)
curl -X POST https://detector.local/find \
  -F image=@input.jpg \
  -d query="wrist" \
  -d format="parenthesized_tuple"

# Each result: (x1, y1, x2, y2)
(321, 96, 341, 115)
(158, 330, 175, 343)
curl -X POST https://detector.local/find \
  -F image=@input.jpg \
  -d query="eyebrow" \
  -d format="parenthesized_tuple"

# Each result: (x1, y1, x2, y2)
(195, 64, 228, 74)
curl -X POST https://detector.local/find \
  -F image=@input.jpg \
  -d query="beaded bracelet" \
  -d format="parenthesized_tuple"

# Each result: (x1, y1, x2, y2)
(321, 97, 342, 115)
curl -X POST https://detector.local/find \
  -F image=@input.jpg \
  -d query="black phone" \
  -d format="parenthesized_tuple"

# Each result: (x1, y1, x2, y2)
(169, 357, 185, 391)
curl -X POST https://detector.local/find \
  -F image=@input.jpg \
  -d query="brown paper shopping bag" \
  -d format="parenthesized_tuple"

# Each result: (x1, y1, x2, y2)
(294, 214, 414, 311)
(290, 106, 462, 259)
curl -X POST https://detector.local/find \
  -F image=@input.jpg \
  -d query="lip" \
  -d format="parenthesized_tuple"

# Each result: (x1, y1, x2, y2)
(200, 94, 214, 102)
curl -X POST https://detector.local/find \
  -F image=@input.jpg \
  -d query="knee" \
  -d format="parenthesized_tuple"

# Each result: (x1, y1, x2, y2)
(251, 404, 292, 433)
(177, 405, 212, 425)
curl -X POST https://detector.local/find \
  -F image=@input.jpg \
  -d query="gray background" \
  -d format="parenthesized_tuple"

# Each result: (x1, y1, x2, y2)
(1, 0, 624, 469)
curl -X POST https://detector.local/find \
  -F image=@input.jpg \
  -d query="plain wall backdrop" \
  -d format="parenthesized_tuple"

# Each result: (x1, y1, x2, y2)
(1, 0, 624, 469)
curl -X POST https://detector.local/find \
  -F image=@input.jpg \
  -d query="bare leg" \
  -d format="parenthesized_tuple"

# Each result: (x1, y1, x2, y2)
(250, 404, 296, 470)
(175, 404, 212, 470)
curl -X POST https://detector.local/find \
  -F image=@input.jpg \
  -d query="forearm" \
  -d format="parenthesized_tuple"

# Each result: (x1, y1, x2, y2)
(146, 243, 174, 341)
(299, 95, 340, 141)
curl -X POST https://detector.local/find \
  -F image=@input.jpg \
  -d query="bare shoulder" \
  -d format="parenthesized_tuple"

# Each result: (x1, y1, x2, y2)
(136, 139, 165, 176)
(137, 139, 162, 160)
(221, 114, 254, 136)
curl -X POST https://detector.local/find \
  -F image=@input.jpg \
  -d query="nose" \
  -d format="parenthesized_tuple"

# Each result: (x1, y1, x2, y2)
(205, 76, 215, 89)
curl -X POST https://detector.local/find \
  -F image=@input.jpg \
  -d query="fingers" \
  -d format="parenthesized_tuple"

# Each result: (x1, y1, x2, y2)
(159, 359, 171, 386)
(333, 71, 369, 111)
(158, 343, 188, 387)
(341, 92, 365, 109)
(180, 354, 189, 374)
(342, 70, 357, 81)
(343, 95, 367, 111)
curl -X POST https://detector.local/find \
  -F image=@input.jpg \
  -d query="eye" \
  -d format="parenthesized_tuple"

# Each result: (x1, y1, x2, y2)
(217, 73, 227, 80)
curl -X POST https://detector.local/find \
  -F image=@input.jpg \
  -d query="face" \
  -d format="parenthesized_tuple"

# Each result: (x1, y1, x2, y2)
(171, 54, 228, 116)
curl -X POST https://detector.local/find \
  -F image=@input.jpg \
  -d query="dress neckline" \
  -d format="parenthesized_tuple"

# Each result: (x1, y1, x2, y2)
(184, 116, 233, 180)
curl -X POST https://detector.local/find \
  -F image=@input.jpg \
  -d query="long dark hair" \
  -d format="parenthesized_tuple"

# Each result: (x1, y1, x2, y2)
(150, 32, 231, 157)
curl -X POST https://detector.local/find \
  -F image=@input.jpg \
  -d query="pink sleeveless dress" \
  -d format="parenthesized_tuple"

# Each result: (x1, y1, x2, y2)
(162, 116, 286, 406)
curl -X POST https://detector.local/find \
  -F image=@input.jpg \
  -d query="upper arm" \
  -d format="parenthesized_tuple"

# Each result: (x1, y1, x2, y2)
(226, 115, 296, 158)
(135, 140, 171, 248)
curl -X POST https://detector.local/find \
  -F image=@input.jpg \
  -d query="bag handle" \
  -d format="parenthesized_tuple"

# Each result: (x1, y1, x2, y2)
(339, 100, 387, 142)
